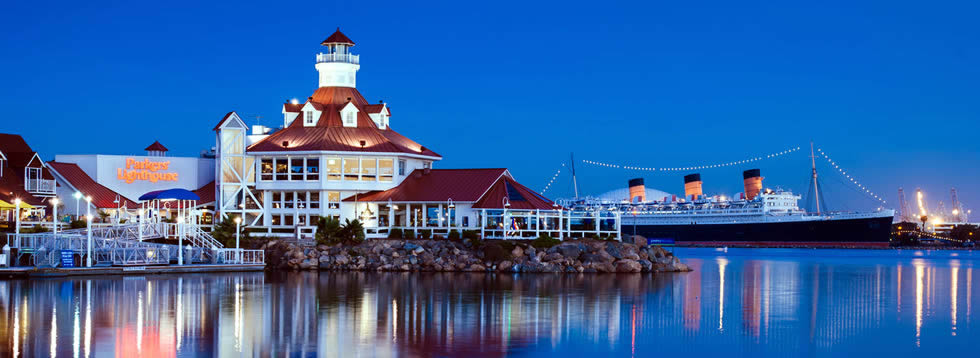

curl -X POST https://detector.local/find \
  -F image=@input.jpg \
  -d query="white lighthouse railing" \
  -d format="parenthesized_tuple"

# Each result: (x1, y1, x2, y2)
(316, 53, 359, 64)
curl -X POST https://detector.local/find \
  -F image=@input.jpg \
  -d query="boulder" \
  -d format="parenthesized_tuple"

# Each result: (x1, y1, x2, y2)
(597, 250, 616, 263)
(412, 246, 425, 255)
(557, 244, 584, 260)
(511, 246, 524, 258)
(542, 252, 563, 262)
(498, 260, 513, 272)
(594, 262, 617, 273)
(403, 242, 421, 251)
(469, 264, 486, 272)
(615, 260, 642, 273)
(637, 259, 653, 272)
(604, 244, 623, 259)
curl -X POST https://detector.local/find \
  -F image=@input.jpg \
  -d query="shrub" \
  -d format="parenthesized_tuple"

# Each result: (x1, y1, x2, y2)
(26, 224, 50, 233)
(340, 219, 365, 245)
(531, 234, 561, 249)
(388, 228, 404, 239)
(420, 229, 432, 239)
(70, 220, 87, 229)
(405, 229, 416, 239)
(482, 242, 511, 262)
(315, 217, 343, 245)
(462, 230, 482, 248)
(212, 216, 250, 248)
(97, 210, 111, 223)
(448, 229, 461, 241)
(433, 234, 444, 240)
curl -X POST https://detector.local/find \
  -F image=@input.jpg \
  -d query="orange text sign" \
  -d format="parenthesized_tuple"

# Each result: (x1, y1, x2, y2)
(117, 158, 179, 184)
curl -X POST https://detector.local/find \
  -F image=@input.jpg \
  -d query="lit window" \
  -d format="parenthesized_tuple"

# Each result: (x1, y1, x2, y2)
(361, 158, 376, 181)
(305, 110, 315, 126)
(260, 158, 273, 181)
(326, 157, 341, 180)
(306, 158, 319, 181)
(327, 191, 341, 209)
(379, 159, 393, 182)
(310, 192, 320, 209)
(275, 158, 288, 180)
(343, 157, 359, 181)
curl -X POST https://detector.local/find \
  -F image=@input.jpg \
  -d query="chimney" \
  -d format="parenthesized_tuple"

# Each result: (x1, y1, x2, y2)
(628, 178, 645, 203)
(743, 169, 763, 200)
(684, 173, 703, 200)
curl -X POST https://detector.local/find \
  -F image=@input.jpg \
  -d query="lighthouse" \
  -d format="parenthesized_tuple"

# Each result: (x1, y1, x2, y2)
(315, 28, 360, 88)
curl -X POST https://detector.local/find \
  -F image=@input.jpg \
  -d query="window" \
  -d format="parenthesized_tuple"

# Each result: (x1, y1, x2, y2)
(327, 191, 341, 209)
(462, 216, 469, 227)
(379, 159, 393, 182)
(310, 192, 320, 209)
(361, 158, 376, 181)
(284, 192, 294, 209)
(275, 158, 288, 180)
(423, 161, 431, 170)
(326, 157, 341, 180)
(306, 158, 320, 181)
(304, 110, 315, 126)
(398, 159, 406, 175)
(343, 157, 359, 181)
(261, 158, 273, 181)
(290, 158, 304, 180)
(271, 192, 282, 209)
(284, 215, 294, 226)
(344, 112, 355, 126)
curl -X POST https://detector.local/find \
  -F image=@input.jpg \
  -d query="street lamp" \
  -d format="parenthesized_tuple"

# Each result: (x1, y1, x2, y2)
(85, 195, 92, 224)
(86, 214, 93, 267)
(73, 191, 82, 218)
(50, 197, 60, 236)
(234, 216, 242, 263)
(13, 198, 21, 242)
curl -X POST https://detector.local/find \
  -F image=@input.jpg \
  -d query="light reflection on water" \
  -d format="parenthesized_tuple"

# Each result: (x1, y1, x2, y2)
(0, 248, 977, 357)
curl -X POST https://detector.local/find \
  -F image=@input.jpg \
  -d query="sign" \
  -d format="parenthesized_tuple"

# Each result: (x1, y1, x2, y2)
(60, 250, 74, 268)
(117, 158, 179, 184)
(647, 238, 675, 246)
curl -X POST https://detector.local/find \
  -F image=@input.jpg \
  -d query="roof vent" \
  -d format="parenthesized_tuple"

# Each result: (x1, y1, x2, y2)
(359, 140, 366, 148)
(282, 141, 289, 148)
(347, 97, 352, 102)
(419, 146, 426, 153)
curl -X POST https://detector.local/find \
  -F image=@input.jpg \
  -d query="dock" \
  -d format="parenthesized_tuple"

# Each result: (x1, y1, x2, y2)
(0, 263, 265, 278)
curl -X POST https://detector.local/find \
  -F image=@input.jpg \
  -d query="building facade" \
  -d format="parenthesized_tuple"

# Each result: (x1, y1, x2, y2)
(214, 30, 567, 239)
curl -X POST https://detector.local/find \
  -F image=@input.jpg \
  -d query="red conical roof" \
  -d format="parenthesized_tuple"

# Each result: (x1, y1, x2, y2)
(321, 28, 354, 46)
(144, 141, 168, 152)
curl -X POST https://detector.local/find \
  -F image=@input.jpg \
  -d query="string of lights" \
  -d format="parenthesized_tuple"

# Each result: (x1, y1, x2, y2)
(540, 163, 565, 194)
(581, 146, 802, 172)
(815, 147, 887, 205)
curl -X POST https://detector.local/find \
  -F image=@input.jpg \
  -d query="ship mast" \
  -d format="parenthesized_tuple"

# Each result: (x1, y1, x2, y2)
(809, 141, 821, 215)
(570, 152, 579, 199)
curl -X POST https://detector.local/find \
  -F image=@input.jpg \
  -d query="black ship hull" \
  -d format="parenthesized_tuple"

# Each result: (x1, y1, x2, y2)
(623, 215, 894, 246)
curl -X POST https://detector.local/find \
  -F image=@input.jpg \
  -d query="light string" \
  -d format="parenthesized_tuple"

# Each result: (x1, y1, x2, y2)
(540, 163, 565, 194)
(581, 146, 802, 172)
(816, 147, 886, 205)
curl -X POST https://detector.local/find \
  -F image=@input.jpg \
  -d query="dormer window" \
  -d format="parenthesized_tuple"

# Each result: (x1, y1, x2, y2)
(344, 112, 355, 126)
(378, 113, 388, 130)
(340, 102, 359, 128)
(304, 110, 316, 126)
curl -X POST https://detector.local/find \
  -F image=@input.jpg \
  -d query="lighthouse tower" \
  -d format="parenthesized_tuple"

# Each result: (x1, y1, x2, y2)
(316, 28, 360, 88)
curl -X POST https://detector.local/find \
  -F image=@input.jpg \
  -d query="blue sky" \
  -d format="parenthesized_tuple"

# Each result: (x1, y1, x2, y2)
(1, 0, 978, 215)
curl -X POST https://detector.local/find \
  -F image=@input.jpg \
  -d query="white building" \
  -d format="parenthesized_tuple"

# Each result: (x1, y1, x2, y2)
(213, 29, 565, 239)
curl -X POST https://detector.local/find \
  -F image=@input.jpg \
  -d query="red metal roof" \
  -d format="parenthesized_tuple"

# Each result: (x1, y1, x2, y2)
(0, 133, 53, 206)
(347, 168, 508, 203)
(46, 162, 139, 209)
(247, 87, 440, 158)
(472, 176, 556, 210)
(144, 141, 168, 152)
(193, 180, 215, 205)
(321, 28, 354, 46)
(212, 111, 236, 131)
(346, 168, 556, 210)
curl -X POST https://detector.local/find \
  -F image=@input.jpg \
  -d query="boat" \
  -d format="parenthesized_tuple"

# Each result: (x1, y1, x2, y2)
(561, 146, 895, 247)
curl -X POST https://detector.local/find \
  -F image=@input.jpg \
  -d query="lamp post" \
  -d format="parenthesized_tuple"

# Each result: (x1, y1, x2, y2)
(51, 197, 59, 236)
(447, 198, 455, 229)
(13, 198, 21, 243)
(73, 191, 81, 219)
(86, 214, 93, 267)
(138, 208, 144, 242)
(234, 216, 242, 263)
(85, 196, 92, 224)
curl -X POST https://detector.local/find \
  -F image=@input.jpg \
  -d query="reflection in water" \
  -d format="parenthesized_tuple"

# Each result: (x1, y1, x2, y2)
(0, 248, 978, 356)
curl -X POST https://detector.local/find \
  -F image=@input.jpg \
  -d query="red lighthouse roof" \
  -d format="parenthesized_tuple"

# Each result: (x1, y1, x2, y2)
(144, 141, 168, 152)
(321, 28, 354, 46)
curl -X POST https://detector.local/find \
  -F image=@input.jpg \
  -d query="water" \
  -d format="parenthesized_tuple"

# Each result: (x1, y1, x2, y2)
(1, 248, 978, 357)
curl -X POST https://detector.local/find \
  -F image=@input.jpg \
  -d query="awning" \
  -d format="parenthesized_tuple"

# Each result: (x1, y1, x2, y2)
(138, 189, 201, 201)
(0, 199, 37, 209)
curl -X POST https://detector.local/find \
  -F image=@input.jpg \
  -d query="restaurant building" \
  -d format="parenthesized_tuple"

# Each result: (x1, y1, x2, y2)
(0, 134, 57, 221)
(212, 29, 593, 239)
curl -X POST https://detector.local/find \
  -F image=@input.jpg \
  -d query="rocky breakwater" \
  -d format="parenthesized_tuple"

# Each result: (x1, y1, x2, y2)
(262, 238, 691, 273)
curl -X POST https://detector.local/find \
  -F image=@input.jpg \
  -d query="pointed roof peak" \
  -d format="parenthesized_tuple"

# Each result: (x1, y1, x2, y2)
(145, 140, 168, 152)
(321, 28, 355, 46)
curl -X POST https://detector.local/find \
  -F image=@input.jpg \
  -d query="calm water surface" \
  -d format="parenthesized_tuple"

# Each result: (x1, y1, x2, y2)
(1, 248, 978, 357)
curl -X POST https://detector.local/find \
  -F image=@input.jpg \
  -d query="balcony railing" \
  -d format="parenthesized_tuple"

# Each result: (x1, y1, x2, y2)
(25, 178, 56, 194)
(316, 53, 359, 64)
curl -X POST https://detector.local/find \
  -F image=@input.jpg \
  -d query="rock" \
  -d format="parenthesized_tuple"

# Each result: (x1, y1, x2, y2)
(604, 245, 623, 260)
(392, 251, 401, 258)
(412, 246, 425, 255)
(615, 260, 642, 273)
(498, 260, 513, 272)
(409, 256, 418, 265)
(399, 264, 411, 271)
(299, 258, 316, 270)
(542, 252, 563, 262)
(468, 264, 486, 272)
(630, 235, 647, 247)
(595, 262, 616, 273)
(403, 242, 421, 251)
(525, 246, 537, 258)
(557, 244, 584, 260)
(511, 246, 524, 258)
(334, 254, 350, 266)
(637, 259, 653, 272)
(317, 244, 329, 251)
(597, 250, 616, 263)
(623, 251, 641, 260)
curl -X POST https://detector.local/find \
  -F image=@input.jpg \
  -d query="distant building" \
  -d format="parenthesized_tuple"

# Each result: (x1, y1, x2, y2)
(213, 29, 562, 239)
(0, 133, 56, 221)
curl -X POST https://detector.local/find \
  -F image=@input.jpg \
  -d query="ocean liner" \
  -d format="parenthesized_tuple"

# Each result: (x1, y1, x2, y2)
(564, 166, 895, 247)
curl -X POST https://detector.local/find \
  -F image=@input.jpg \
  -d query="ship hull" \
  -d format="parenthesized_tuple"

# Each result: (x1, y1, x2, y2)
(622, 215, 894, 247)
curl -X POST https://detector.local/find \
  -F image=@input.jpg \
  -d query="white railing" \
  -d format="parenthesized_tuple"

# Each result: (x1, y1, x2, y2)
(94, 247, 170, 266)
(215, 248, 264, 264)
(24, 178, 56, 194)
(316, 52, 359, 64)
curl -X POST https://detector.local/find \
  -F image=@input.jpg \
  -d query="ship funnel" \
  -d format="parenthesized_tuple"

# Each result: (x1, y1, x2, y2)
(743, 169, 763, 200)
(684, 173, 703, 200)
(628, 178, 645, 203)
